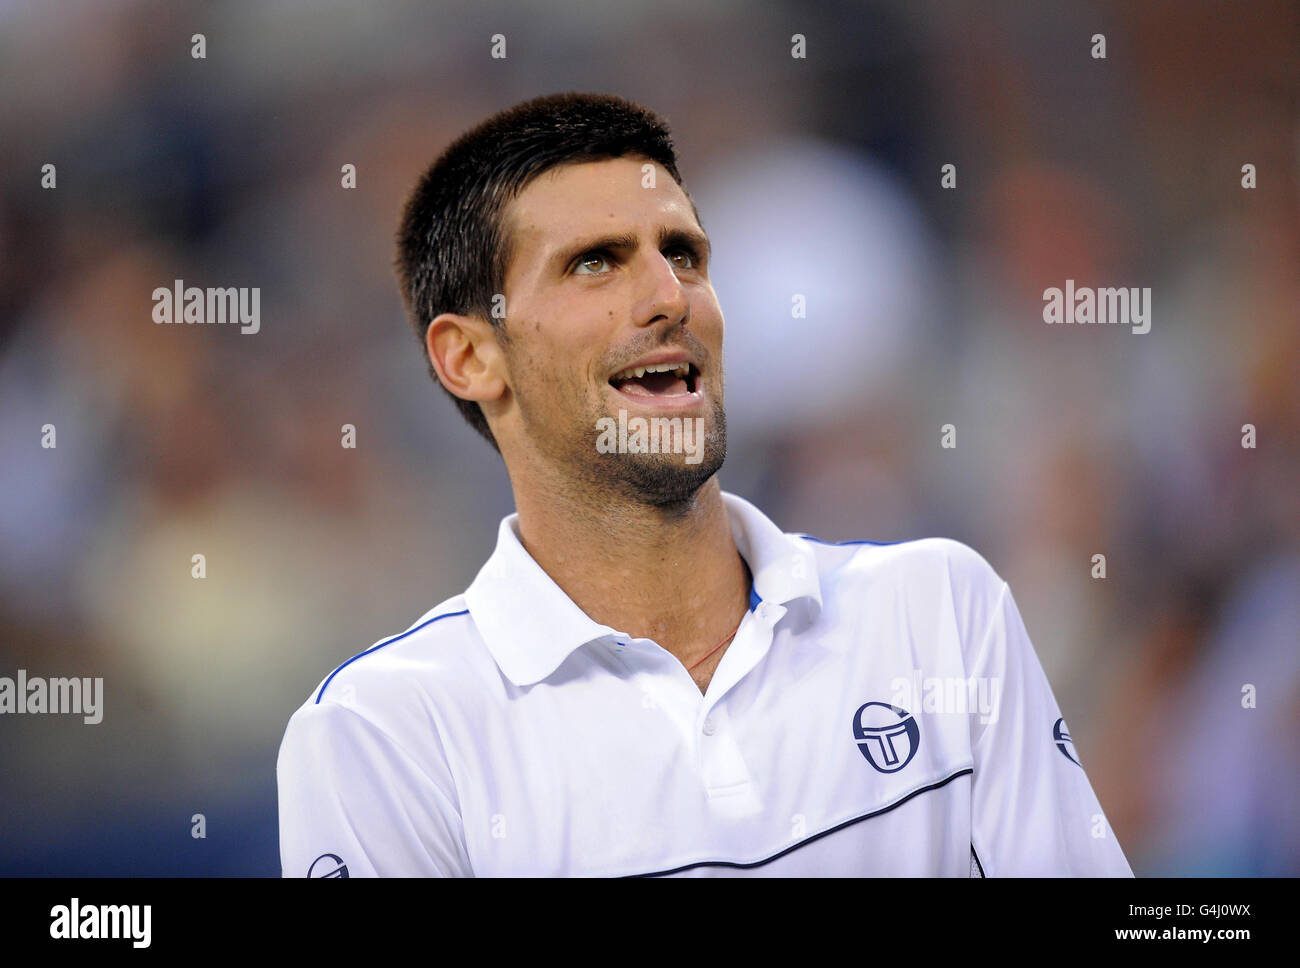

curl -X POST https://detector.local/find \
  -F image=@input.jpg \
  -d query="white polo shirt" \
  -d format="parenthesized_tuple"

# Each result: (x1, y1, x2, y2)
(277, 491, 1132, 877)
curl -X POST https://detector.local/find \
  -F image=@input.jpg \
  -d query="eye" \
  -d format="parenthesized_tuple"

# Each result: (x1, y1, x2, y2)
(573, 251, 613, 275)
(666, 246, 696, 270)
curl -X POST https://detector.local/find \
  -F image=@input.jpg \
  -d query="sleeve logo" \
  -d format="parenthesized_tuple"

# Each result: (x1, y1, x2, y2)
(1053, 717, 1082, 766)
(308, 853, 350, 878)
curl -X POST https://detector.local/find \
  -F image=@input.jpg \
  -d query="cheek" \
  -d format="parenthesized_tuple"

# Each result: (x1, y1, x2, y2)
(513, 301, 608, 399)
(700, 292, 725, 327)
(511, 340, 593, 402)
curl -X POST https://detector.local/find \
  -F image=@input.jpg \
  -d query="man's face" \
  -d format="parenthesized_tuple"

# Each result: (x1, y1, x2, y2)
(494, 155, 727, 504)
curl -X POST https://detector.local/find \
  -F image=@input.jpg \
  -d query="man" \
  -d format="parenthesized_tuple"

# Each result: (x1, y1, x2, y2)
(277, 92, 1132, 877)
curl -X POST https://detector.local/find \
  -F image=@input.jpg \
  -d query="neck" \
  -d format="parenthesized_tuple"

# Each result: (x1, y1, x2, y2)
(511, 474, 750, 663)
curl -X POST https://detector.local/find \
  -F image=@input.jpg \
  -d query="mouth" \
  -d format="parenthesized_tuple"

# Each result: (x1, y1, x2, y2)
(608, 361, 700, 400)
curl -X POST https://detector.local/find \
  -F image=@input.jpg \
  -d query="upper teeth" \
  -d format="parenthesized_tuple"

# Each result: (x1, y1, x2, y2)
(613, 362, 690, 382)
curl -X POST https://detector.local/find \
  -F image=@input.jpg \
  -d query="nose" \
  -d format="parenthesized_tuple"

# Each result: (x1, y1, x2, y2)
(635, 248, 690, 329)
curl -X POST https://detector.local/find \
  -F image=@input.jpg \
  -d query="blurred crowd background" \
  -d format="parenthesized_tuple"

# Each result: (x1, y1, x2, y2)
(1, 0, 1296, 875)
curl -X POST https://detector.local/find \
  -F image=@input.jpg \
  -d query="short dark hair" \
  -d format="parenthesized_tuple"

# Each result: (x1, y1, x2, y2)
(395, 92, 690, 449)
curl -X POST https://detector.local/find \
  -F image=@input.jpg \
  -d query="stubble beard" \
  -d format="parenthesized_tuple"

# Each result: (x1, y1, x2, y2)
(593, 398, 728, 507)
(516, 376, 728, 512)
(504, 317, 728, 511)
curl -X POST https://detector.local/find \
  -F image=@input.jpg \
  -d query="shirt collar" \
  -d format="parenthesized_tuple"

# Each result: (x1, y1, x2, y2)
(464, 490, 823, 687)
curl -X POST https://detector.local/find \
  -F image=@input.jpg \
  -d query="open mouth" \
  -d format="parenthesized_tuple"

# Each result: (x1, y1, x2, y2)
(609, 361, 699, 398)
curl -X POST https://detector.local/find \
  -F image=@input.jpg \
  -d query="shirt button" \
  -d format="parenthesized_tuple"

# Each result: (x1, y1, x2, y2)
(702, 718, 716, 736)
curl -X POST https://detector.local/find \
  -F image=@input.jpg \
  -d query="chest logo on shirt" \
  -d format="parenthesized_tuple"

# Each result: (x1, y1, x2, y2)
(852, 701, 920, 773)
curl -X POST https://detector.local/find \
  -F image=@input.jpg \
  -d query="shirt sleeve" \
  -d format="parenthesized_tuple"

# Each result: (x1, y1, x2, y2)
(277, 698, 473, 877)
(967, 581, 1133, 876)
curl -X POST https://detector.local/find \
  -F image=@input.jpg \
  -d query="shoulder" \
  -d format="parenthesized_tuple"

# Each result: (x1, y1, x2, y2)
(796, 533, 1009, 655)
(288, 595, 477, 732)
(276, 600, 476, 821)
(797, 532, 1004, 593)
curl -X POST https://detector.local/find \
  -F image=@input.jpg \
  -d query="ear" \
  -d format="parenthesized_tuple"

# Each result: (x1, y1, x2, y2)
(425, 312, 508, 404)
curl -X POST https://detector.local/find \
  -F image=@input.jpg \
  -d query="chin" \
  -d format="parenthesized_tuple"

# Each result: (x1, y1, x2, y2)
(576, 394, 729, 506)
(604, 413, 728, 507)
(617, 452, 724, 506)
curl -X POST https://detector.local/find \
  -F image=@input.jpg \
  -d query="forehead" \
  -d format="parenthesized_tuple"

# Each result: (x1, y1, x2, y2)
(503, 157, 700, 271)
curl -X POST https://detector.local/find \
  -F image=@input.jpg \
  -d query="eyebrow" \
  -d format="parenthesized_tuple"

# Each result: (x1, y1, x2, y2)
(549, 225, 712, 274)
